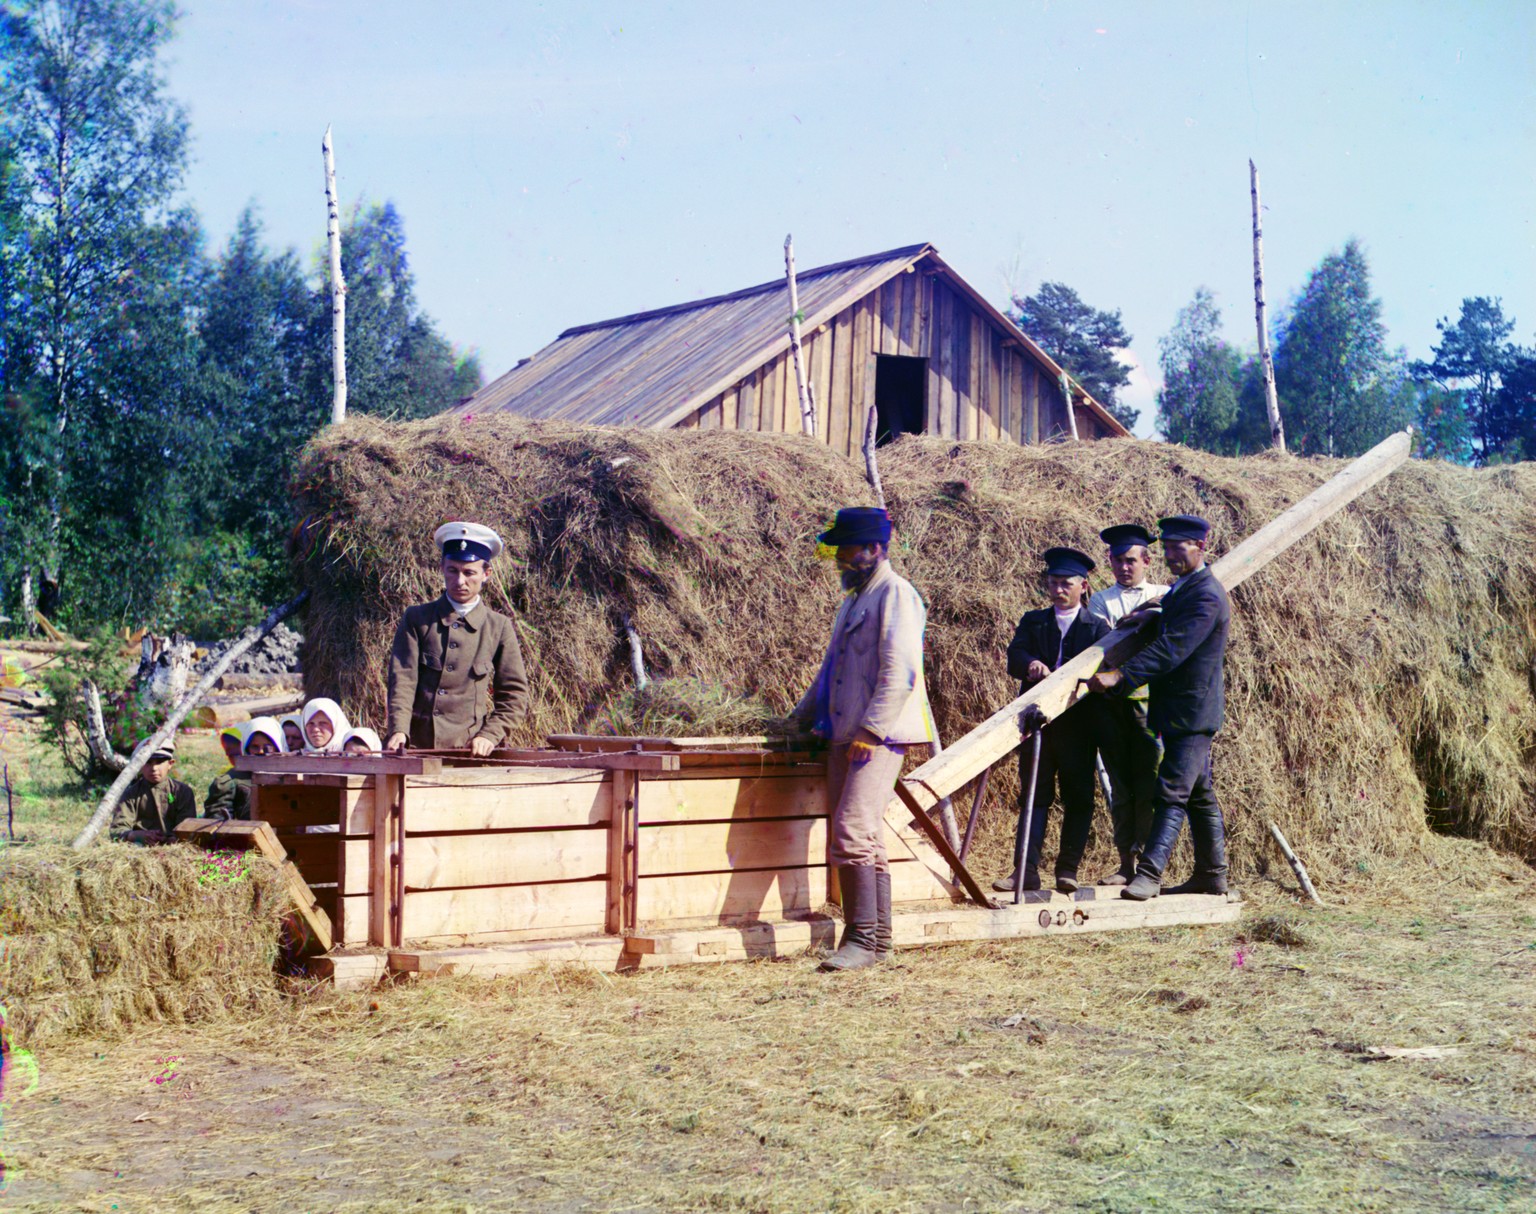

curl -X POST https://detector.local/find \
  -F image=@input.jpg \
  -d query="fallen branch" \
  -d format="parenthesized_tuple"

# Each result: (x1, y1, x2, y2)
(623, 614, 650, 690)
(72, 590, 310, 849)
(1267, 820, 1324, 905)
(81, 679, 129, 773)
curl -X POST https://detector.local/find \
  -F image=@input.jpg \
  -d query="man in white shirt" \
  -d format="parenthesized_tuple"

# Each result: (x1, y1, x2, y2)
(1086, 523, 1169, 884)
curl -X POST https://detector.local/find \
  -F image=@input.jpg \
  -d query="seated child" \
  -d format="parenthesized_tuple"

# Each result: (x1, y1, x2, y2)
(278, 713, 305, 753)
(243, 717, 287, 756)
(301, 698, 350, 753)
(339, 726, 383, 756)
(205, 723, 253, 821)
(110, 736, 198, 844)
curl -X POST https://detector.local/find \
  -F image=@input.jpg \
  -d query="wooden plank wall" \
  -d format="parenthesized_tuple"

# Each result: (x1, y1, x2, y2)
(676, 271, 1097, 451)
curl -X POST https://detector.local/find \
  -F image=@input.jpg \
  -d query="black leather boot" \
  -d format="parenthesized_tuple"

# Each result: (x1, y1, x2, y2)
(1055, 869, 1079, 894)
(1162, 873, 1229, 895)
(820, 866, 880, 972)
(874, 870, 892, 961)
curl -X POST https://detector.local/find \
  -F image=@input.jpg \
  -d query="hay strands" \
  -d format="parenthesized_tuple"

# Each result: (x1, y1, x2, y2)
(888, 428, 1415, 907)
(174, 818, 334, 953)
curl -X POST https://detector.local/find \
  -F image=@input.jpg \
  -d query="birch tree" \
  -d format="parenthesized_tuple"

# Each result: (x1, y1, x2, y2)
(0, 0, 189, 615)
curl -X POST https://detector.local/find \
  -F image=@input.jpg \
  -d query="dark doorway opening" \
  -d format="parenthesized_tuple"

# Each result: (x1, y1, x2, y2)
(874, 355, 927, 445)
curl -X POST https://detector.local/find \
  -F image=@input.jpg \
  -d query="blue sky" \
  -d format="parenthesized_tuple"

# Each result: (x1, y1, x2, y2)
(166, 1, 1535, 436)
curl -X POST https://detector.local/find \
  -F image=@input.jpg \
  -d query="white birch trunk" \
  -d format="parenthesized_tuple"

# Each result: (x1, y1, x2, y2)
(20, 570, 34, 636)
(1250, 159, 1286, 452)
(1060, 371, 1081, 440)
(861, 405, 886, 510)
(784, 234, 817, 438)
(73, 590, 310, 849)
(324, 126, 347, 425)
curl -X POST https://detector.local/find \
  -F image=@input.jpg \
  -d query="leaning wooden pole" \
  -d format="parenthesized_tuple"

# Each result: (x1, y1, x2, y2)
(888, 428, 1413, 901)
(324, 125, 347, 426)
(1059, 371, 1081, 440)
(1250, 159, 1284, 452)
(72, 591, 310, 849)
(784, 234, 817, 437)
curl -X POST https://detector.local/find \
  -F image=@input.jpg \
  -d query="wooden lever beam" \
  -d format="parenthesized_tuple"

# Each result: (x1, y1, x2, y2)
(894, 428, 1414, 898)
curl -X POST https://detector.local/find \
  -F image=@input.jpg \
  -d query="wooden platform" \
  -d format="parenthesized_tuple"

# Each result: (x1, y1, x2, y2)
(238, 739, 1243, 991)
(328, 889, 1244, 990)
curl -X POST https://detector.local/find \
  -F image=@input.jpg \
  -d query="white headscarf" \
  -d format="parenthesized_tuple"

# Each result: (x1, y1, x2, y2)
(338, 726, 383, 754)
(244, 716, 287, 754)
(301, 697, 351, 752)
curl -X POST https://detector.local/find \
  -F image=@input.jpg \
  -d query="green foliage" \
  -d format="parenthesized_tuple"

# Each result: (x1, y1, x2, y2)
(1415, 385, 1476, 464)
(36, 625, 133, 779)
(0, 0, 191, 592)
(1273, 240, 1412, 457)
(310, 201, 482, 422)
(0, 10, 481, 633)
(1008, 282, 1136, 430)
(1414, 297, 1518, 462)
(1156, 289, 1244, 452)
(1486, 349, 1536, 463)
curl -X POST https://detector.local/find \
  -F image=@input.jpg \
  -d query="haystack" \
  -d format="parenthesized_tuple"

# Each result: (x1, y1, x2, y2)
(290, 415, 1536, 881)
(1, 844, 287, 1045)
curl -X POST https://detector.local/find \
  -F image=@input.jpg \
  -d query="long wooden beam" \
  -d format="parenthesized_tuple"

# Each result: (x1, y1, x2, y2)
(889, 429, 1414, 893)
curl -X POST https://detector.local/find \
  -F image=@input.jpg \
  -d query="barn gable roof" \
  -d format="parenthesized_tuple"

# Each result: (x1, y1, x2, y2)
(460, 243, 1127, 437)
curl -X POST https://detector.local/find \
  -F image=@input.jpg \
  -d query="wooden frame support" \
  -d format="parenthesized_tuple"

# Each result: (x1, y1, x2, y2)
(607, 769, 639, 936)
(372, 774, 404, 947)
(174, 818, 333, 953)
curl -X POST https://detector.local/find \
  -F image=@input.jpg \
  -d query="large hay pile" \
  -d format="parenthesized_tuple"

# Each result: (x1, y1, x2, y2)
(290, 415, 1536, 880)
(1, 844, 287, 1045)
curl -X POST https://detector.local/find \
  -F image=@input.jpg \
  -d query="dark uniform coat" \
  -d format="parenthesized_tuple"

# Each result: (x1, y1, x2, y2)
(204, 771, 252, 821)
(1005, 606, 1110, 874)
(386, 597, 530, 749)
(1116, 564, 1230, 736)
(110, 777, 198, 841)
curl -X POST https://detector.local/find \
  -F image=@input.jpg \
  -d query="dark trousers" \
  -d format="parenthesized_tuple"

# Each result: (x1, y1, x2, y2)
(1018, 704, 1098, 876)
(1098, 696, 1160, 854)
(1138, 731, 1227, 881)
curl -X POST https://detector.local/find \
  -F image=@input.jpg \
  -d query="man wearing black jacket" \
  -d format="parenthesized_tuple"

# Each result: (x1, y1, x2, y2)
(1086, 515, 1231, 900)
(994, 547, 1110, 894)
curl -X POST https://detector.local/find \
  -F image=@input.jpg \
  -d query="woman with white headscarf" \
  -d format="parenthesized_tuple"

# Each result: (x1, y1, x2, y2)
(301, 698, 351, 753)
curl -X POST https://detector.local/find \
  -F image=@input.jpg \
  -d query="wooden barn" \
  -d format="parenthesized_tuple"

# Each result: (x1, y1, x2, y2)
(459, 242, 1129, 455)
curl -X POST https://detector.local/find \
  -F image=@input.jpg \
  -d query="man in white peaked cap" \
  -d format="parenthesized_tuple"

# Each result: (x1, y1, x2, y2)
(385, 522, 529, 755)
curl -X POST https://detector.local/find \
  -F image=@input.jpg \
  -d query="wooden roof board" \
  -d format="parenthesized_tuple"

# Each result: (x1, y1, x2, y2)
(461, 243, 1129, 438)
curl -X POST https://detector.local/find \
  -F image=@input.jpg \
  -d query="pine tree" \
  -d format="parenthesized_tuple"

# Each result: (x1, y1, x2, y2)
(1414, 297, 1516, 462)
(1273, 240, 1406, 458)
(1009, 281, 1136, 430)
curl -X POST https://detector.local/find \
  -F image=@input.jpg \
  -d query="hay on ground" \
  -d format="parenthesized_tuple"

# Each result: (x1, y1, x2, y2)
(1, 844, 287, 1046)
(289, 415, 1536, 884)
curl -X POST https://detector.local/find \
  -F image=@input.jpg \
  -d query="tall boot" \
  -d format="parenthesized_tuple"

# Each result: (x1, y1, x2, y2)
(1102, 849, 1136, 887)
(874, 870, 892, 961)
(820, 866, 879, 972)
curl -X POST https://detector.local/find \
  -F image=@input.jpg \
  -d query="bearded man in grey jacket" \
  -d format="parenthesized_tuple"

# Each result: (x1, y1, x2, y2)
(791, 507, 934, 972)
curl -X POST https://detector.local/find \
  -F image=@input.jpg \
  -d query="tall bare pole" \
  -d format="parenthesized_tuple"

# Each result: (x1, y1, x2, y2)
(1250, 159, 1285, 451)
(784, 234, 817, 437)
(324, 125, 347, 425)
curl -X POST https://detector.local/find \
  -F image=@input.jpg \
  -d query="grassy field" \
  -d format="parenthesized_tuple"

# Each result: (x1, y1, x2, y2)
(3, 712, 1535, 1212)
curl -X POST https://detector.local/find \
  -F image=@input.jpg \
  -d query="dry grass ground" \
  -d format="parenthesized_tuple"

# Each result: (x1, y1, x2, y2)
(4, 849, 1533, 1214)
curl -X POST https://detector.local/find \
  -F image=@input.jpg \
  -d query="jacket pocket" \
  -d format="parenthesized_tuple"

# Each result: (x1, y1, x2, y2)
(844, 606, 877, 657)
(470, 660, 492, 680)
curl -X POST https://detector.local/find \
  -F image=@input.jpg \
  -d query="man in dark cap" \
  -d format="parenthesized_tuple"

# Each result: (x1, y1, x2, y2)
(385, 522, 530, 756)
(1086, 523, 1169, 884)
(1086, 515, 1231, 899)
(110, 737, 198, 844)
(993, 547, 1110, 895)
(790, 506, 934, 972)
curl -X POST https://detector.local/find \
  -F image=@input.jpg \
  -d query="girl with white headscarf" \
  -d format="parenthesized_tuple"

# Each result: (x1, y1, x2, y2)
(301, 698, 351, 753)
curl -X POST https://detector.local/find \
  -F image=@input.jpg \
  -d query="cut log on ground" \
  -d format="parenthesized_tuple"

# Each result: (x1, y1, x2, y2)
(192, 692, 306, 729)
